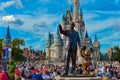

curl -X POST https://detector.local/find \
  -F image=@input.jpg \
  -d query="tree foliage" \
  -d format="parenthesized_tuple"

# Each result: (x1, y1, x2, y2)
(0, 38, 25, 61)
(113, 45, 120, 62)
(8, 59, 16, 80)
(11, 38, 25, 61)
(0, 38, 3, 59)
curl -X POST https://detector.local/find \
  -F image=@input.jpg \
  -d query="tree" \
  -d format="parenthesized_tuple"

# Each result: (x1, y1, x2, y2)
(0, 38, 3, 59)
(12, 38, 25, 61)
(113, 45, 120, 62)
(12, 38, 25, 48)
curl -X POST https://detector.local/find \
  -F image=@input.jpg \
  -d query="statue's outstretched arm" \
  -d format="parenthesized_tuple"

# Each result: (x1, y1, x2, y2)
(58, 24, 67, 36)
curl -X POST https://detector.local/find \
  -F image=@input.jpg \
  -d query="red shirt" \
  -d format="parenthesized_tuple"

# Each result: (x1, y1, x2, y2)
(31, 69, 36, 74)
(14, 68, 20, 76)
(0, 71, 9, 80)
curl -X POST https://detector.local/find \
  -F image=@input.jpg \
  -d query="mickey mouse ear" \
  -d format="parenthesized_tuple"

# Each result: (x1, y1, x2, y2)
(82, 46, 86, 50)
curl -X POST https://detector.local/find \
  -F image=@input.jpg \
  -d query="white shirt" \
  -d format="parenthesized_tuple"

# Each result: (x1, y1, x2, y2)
(43, 74, 52, 79)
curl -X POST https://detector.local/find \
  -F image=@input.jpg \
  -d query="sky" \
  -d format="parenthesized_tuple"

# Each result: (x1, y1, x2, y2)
(0, 0, 120, 52)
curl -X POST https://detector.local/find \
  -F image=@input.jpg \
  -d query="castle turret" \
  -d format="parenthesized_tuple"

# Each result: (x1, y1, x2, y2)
(83, 30, 92, 48)
(108, 47, 113, 61)
(73, 0, 79, 22)
(70, 5, 73, 13)
(66, 10, 72, 25)
(2, 26, 12, 60)
(54, 27, 62, 60)
(93, 34, 100, 61)
(62, 13, 66, 29)
(93, 34, 100, 48)
(63, 10, 73, 30)
(85, 30, 89, 38)
(79, 7, 85, 38)
(46, 32, 51, 59)
(73, 0, 79, 31)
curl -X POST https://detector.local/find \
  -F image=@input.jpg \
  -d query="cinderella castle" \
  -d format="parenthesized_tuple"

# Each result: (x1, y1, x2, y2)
(46, 0, 101, 63)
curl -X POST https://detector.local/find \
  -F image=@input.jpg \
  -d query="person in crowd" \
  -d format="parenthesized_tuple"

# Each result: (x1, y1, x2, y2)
(14, 66, 21, 80)
(43, 68, 52, 80)
(21, 70, 27, 80)
(0, 66, 9, 80)
(2, 60, 119, 80)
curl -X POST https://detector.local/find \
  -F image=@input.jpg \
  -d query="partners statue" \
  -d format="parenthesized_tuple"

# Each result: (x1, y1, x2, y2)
(58, 22, 82, 75)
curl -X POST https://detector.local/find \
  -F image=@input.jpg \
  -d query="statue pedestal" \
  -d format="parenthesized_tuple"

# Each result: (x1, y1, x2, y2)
(55, 76, 101, 80)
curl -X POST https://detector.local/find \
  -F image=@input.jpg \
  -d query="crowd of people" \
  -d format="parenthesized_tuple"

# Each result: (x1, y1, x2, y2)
(0, 61, 120, 80)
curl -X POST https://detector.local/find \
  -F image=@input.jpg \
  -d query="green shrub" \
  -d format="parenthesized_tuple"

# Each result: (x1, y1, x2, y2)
(8, 59, 16, 74)
(9, 59, 15, 66)
(8, 65, 16, 74)
(9, 73, 15, 80)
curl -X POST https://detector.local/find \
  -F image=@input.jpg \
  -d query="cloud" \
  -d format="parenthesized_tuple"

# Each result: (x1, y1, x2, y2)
(1, 1, 15, 8)
(67, 0, 73, 5)
(2, 15, 24, 26)
(114, 0, 120, 3)
(2, 15, 15, 23)
(15, 0, 23, 9)
(0, 6, 4, 11)
(115, 20, 120, 30)
(11, 19, 24, 26)
(33, 21, 47, 28)
(0, 0, 23, 11)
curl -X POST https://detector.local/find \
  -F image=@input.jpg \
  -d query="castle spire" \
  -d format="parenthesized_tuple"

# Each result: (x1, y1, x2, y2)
(47, 32, 51, 40)
(70, 5, 73, 12)
(5, 25, 11, 39)
(78, 27, 82, 38)
(55, 27, 60, 37)
(62, 13, 65, 20)
(80, 6, 83, 17)
(73, 0, 79, 22)
(85, 30, 89, 38)
(79, 6, 83, 21)
(95, 34, 98, 42)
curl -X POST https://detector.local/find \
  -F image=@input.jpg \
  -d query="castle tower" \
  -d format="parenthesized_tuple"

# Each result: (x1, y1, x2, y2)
(77, 26, 84, 62)
(65, 10, 73, 30)
(54, 28, 62, 61)
(73, 0, 79, 22)
(46, 32, 51, 59)
(93, 34, 100, 61)
(62, 13, 66, 29)
(2, 26, 12, 60)
(79, 7, 85, 39)
(84, 30, 90, 47)
(73, 0, 79, 31)
(108, 47, 113, 61)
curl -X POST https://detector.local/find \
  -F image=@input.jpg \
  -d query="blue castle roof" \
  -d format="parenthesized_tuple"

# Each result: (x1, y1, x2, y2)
(78, 27, 82, 38)
(85, 30, 89, 38)
(5, 26, 11, 39)
(80, 6, 83, 16)
(54, 27, 61, 37)
(95, 34, 98, 42)
(47, 32, 51, 40)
